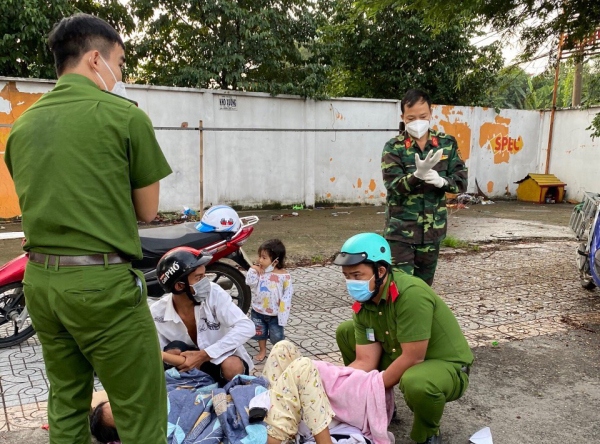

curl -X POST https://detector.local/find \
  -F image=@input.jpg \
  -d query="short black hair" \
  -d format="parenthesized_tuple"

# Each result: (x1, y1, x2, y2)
(401, 89, 431, 113)
(258, 239, 287, 269)
(48, 13, 125, 75)
(90, 402, 120, 443)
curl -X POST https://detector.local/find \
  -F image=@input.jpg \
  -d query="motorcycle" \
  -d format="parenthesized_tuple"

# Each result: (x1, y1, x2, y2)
(569, 191, 600, 290)
(0, 215, 259, 348)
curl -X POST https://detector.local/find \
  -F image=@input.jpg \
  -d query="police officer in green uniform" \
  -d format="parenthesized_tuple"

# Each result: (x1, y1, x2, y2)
(334, 233, 473, 444)
(382, 89, 468, 285)
(4, 14, 172, 444)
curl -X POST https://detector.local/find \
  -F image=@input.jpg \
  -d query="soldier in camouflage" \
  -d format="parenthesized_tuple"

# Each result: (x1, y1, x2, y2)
(382, 89, 467, 285)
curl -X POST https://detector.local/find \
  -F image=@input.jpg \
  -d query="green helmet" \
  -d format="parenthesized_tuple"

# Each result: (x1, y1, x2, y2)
(333, 233, 392, 266)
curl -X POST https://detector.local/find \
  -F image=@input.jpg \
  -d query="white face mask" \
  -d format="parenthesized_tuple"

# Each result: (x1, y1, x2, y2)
(405, 119, 430, 139)
(93, 56, 128, 99)
(264, 259, 277, 273)
(191, 278, 211, 303)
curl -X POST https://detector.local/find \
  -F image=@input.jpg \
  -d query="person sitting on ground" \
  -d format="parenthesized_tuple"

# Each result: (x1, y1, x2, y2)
(90, 340, 394, 444)
(151, 247, 255, 386)
(246, 238, 294, 363)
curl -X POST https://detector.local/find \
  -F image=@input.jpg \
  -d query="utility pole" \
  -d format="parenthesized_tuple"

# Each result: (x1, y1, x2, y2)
(572, 50, 583, 107)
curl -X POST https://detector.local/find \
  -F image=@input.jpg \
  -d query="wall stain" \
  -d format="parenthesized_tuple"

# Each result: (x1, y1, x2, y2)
(437, 105, 472, 161)
(1, 82, 44, 218)
(368, 179, 377, 192)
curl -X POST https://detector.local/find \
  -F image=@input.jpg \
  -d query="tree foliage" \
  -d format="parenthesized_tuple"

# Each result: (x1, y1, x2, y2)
(0, 0, 134, 79)
(128, 0, 333, 97)
(486, 58, 600, 110)
(321, 2, 503, 105)
(355, 0, 600, 60)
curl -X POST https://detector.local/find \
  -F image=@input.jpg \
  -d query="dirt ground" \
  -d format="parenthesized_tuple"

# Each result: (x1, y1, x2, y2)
(238, 200, 575, 266)
(0, 200, 575, 267)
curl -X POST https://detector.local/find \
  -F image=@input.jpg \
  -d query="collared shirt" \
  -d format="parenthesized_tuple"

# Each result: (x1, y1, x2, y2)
(353, 270, 474, 370)
(381, 129, 467, 244)
(4, 74, 172, 259)
(245, 268, 294, 326)
(151, 282, 255, 370)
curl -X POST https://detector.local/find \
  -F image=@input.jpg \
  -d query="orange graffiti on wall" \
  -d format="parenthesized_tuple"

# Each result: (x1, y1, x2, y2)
(479, 115, 524, 164)
(437, 105, 472, 161)
(368, 179, 377, 192)
(1, 82, 44, 218)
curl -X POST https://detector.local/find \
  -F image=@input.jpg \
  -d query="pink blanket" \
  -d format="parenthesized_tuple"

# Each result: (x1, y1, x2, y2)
(312, 360, 394, 444)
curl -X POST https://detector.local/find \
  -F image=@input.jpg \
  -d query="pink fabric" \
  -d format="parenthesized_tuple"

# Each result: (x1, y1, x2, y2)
(312, 361, 394, 444)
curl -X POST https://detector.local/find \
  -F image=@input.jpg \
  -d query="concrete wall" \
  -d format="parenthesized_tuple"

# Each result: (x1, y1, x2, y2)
(1, 76, 599, 217)
(538, 107, 600, 201)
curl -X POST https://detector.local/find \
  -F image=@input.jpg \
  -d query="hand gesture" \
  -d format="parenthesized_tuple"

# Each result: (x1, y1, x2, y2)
(250, 265, 264, 275)
(414, 150, 442, 179)
(423, 169, 446, 188)
(178, 349, 210, 373)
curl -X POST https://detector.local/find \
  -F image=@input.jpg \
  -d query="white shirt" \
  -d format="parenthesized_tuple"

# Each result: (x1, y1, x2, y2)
(150, 282, 255, 370)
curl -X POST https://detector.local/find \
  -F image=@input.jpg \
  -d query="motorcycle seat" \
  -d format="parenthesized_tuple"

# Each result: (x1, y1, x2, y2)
(139, 222, 231, 258)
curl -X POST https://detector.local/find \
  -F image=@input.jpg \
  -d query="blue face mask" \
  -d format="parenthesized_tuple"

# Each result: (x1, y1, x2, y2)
(345, 275, 374, 302)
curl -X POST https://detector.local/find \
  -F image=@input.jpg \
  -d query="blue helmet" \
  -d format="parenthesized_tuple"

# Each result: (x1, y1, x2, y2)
(333, 233, 392, 266)
(196, 205, 241, 233)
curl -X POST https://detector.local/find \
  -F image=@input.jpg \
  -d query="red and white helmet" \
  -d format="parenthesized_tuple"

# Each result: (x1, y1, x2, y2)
(196, 205, 241, 233)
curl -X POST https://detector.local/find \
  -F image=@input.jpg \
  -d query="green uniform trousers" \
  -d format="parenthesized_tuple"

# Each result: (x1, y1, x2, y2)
(388, 240, 440, 286)
(23, 260, 167, 444)
(336, 320, 469, 443)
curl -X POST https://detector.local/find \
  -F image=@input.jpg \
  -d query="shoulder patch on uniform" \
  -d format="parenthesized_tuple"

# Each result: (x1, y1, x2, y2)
(352, 301, 363, 313)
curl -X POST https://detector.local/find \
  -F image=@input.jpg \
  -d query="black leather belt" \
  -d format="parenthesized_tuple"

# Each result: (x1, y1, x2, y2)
(29, 252, 129, 266)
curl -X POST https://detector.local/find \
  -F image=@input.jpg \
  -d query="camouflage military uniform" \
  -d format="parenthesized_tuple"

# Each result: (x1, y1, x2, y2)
(381, 129, 467, 285)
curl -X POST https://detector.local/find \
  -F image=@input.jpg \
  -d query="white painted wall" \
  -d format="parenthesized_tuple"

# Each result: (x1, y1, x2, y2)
(2, 76, 599, 214)
(541, 107, 600, 201)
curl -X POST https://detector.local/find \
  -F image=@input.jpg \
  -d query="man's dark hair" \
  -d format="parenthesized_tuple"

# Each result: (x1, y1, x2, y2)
(89, 402, 120, 443)
(258, 239, 287, 269)
(401, 89, 431, 113)
(48, 13, 125, 75)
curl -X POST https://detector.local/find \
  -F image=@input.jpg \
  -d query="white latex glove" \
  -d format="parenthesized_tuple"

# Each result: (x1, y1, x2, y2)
(423, 169, 447, 188)
(414, 150, 443, 180)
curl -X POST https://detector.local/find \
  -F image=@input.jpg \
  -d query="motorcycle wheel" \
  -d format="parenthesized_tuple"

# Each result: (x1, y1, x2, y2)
(206, 263, 252, 313)
(576, 244, 596, 290)
(0, 282, 36, 348)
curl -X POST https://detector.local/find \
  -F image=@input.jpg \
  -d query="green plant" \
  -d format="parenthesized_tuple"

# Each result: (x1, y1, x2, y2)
(441, 236, 468, 249)
(311, 254, 325, 264)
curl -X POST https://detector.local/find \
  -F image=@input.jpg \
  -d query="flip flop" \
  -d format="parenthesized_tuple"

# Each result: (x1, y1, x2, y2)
(253, 356, 266, 364)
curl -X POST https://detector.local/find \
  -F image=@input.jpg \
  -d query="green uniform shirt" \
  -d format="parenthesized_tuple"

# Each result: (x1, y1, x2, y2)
(353, 270, 474, 370)
(381, 130, 467, 244)
(4, 74, 172, 260)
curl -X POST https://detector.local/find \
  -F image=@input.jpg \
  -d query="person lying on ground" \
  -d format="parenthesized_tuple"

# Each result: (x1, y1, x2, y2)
(90, 341, 394, 444)
(152, 247, 255, 386)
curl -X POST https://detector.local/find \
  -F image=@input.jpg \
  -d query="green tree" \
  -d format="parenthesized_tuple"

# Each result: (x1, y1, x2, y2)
(0, 0, 134, 79)
(356, 0, 600, 60)
(485, 66, 531, 109)
(321, 3, 503, 105)
(128, 0, 333, 97)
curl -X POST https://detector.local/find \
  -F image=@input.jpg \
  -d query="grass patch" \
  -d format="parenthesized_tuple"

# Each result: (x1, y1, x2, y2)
(441, 236, 469, 249)
(311, 254, 325, 264)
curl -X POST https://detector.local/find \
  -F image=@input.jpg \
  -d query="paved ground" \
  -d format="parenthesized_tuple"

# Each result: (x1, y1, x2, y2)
(1, 238, 600, 443)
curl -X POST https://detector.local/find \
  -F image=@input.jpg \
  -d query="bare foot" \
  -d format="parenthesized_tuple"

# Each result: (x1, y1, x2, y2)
(254, 352, 266, 362)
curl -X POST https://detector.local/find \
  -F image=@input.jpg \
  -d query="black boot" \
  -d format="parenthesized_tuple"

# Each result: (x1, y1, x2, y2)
(417, 432, 442, 444)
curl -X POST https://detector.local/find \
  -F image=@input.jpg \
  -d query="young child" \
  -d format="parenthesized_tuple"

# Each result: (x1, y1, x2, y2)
(246, 239, 294, 362)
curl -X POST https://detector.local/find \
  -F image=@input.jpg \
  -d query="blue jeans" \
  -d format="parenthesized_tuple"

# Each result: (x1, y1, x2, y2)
(251, 309, 285, 344)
